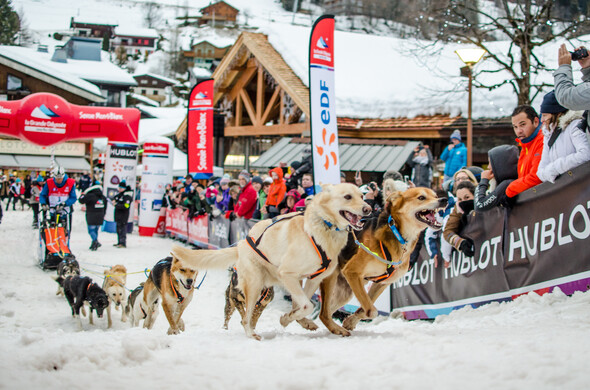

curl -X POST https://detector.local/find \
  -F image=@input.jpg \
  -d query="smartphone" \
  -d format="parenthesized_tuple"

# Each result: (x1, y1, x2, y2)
(404, 175, 409, 183)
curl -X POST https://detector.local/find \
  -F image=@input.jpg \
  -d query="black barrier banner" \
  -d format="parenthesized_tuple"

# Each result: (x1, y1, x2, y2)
(392, 162, 590, 319)
(207, 215, 231, 249)
(230, 218, 259, 246)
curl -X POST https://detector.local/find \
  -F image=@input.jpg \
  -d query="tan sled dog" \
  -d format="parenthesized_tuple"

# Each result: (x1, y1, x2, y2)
(171, 183, 371, 340)
(318, 187, 447, 336)
(102, 264, 127, 328)
(142, 256, 199, 335)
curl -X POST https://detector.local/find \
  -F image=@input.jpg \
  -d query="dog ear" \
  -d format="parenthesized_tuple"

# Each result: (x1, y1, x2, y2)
(104, 269, 109, 275)
(320, 183, 333, 193)
(385, 191, 403, 211)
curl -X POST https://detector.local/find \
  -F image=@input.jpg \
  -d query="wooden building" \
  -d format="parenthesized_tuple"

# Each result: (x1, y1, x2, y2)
(183, 40, 231, 69)
(198, 1, 239, 26)
(133, 73, 178, 104)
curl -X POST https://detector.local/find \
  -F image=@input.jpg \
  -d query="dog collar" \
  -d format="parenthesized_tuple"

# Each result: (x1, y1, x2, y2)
(388, 215, 407, 245)
(323, 219, 342, 231)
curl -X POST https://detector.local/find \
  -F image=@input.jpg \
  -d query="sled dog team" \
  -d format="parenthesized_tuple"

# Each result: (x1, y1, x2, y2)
(56, 183, 446, 338)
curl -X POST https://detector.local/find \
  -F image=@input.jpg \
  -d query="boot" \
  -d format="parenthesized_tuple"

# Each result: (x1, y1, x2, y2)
(89, 241, 97, 251)
(95, 241, 102, 249)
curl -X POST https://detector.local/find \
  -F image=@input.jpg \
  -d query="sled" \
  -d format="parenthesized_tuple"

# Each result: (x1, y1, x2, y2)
(38, 210, 75, 270)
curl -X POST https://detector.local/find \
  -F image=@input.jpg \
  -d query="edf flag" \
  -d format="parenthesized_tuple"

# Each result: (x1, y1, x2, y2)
(187, 79, 214, 177)
(309, 15, 340, 186)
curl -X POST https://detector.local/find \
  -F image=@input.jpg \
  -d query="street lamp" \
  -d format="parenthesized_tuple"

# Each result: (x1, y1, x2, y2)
(455, 48, 486, 166)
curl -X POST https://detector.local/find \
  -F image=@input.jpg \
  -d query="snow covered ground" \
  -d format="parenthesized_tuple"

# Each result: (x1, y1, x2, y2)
(1, 203, 590, 390)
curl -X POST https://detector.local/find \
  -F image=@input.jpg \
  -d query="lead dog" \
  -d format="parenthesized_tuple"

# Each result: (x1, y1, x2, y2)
(318, 187, 447, 336)
(102, 264, 127, 328)
(142, 256, 199, 334)
(63, 275, 109, 331)
(171, 183, 371, 340)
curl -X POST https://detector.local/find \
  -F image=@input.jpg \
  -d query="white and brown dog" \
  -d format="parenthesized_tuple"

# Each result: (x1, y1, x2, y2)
(102, 264, 127, 328)
(171, 183, 371, 340)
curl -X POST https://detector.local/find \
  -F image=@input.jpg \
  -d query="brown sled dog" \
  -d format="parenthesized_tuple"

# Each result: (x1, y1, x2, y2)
(171, 183, 371, 340)
(142, 256, 199, 335)
(223, 267, 274, 330)
(102, 264, 127, 328)
(319, 187, 447, 336)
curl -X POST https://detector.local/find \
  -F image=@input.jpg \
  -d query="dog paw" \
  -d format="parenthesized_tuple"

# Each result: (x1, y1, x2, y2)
(329, 325, 351, 337)
(178, 319, 185, 331)
(366, 306, 378, 319)
(296, 318, 318, 331)
(279, 313, 292, 327)
(342, 315, 359, 331)
(167, 327, 180, 335)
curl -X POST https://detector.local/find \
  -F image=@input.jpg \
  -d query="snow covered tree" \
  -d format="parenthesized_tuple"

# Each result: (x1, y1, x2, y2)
(420, 0, 590, 105)
(143, 2, 163, 29)
(0, 0, 20, 45)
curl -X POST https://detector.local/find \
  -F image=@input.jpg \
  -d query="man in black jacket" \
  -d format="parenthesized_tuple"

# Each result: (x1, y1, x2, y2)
(112, 181, 133, 248)
(78, 180, 107, 251)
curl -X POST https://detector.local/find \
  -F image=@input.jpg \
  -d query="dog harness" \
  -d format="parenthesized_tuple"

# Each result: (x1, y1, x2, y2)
(231, 268, 272, 308)
(245, 213, 331, 279)
(150, 258, 185, 304)
(364, 242, 397, 283)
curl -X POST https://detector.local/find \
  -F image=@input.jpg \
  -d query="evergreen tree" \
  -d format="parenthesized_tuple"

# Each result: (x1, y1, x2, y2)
(0, 0, 20, 45)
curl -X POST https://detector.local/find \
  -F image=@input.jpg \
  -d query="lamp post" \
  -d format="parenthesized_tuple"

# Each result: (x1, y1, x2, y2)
(455, 48, 486, 166)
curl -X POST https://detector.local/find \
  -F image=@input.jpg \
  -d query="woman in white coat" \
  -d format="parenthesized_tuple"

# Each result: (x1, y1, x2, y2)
(536, 90, 590, 183)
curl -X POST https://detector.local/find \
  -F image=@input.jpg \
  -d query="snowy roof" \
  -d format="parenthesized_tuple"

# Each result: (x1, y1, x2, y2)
(259, 24, 589, 119)
(136, 106, 187, 144)
(114, 27, 159, 39)
(130, 93, 160, 107)
(192, 66, 213, 78)
(71, 17, 118, 27)
(178, 26, 238, 52)
(133, 73, 179, 86)
(0, 45, 105, 102)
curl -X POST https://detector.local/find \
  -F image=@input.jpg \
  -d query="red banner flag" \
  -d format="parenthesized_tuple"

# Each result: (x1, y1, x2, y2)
(187, 79, 214, 177)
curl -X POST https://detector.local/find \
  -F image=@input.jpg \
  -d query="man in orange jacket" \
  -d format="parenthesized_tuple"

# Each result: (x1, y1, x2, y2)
(505, 105, 544, 198)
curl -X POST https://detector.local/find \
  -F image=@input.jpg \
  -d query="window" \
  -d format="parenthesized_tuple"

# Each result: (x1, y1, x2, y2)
(7, 74, 22, 90)
(152, 80, 157, 85)
(141, 89, 146, 94)
(153, 90, 159, 96)
(140, 79, 148, 84)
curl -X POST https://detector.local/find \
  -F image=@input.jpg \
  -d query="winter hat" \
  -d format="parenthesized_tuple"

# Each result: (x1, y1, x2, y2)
(252, 176, 263, 185)
(16, 178, 21, 183)
(286, 189, 301, 201)
(263, 177, 273, 185)
(238, 170, 251, 181)
(36, 176, 45, 183)
(118, 180, 127, 189)
(450, 129, 462, 141)
(220, 177, 230, 186)
(540, 90, 567, 114)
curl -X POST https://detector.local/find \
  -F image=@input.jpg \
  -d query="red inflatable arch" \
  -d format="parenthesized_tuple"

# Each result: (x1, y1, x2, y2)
(0, 92, 139, 146)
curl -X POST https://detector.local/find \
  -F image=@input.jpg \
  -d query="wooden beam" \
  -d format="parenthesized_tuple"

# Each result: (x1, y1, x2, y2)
(235, 93, 242, 126)
(261, 86, 281, 125)
(338, 130, 443, 139)
(226, 64, 257, 102)
(225, 122, 310, 136)
(256, 65, 264, 124)
(280, 89, 285, 125)
(239, 89, 257, 125)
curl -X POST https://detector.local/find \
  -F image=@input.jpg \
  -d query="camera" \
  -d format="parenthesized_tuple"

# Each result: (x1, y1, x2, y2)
(571, 48, 589, 61)
(368, 183, 377, 191)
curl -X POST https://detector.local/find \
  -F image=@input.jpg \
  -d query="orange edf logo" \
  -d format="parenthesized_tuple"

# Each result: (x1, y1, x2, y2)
(316, 127, 338, 170)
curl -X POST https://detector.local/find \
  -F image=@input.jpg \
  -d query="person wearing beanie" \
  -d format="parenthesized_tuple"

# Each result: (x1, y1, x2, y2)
(78, 180, 107, 250)
(506, 105, 544, 198)
(536, 90, 590, 183)
(278, 189, 301, 215)
(474, 144, 519, 211)
(214, 177, 231, 213)
(440, 129, 468, 181)
(233, 170, 257, 219)
(112, 180, 133, 248)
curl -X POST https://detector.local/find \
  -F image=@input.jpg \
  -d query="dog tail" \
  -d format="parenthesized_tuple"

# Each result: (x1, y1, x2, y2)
(170, 244, 238, 270)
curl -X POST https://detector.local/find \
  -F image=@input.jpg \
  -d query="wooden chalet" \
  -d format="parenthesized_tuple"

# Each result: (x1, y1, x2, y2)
(175, 31, 514, 177)
(198, 1, 239, 26)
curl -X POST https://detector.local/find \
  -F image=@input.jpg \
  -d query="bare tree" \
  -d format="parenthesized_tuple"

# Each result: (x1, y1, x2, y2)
(420, 0, 589, 105)
(143, 2, 163, 29)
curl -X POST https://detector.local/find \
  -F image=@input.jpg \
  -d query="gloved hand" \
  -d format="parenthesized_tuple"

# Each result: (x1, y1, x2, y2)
(41, 204, 49, 211)
(229, 212, 236, 222)
(55, 203, 65, 212)
(459, 239, 475, 257)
